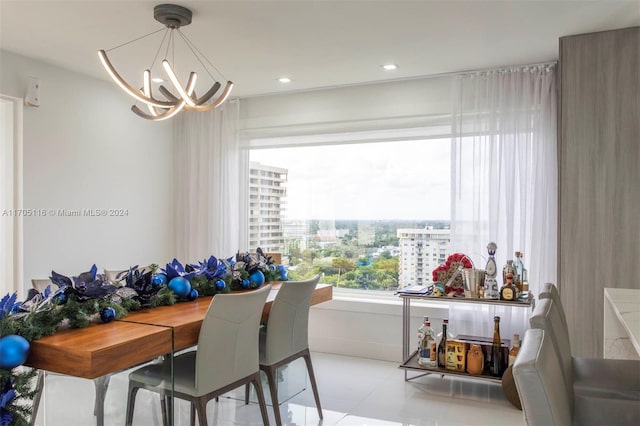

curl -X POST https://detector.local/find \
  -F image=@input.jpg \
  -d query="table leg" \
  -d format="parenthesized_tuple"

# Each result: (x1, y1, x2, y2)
(93, 374, 111, 426)
(29, 370, 45, 426)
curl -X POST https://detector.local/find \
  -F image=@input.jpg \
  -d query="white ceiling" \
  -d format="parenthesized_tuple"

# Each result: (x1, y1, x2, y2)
(1, 0, 639, 98)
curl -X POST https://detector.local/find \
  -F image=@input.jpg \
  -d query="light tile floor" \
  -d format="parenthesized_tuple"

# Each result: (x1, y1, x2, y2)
(34, 352, 525, 426)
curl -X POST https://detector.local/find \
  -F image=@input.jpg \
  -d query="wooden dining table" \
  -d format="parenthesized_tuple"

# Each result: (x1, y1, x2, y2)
(26, 282, 333, 379)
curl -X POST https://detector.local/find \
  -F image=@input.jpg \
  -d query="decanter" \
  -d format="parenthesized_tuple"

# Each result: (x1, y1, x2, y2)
(484, 242, 499, 299)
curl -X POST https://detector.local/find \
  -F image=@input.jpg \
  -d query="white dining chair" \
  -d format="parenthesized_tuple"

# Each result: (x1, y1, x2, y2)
(513, 328, 640, 425)
(103, 269, 124, 283)
(31, 278, 55, 293)
(125, 285, 272, 426)
(248, 275, 322, 425)
(532, 284, 640, 401)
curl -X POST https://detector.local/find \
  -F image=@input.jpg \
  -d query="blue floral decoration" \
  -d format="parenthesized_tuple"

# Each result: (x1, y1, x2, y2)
(118, 266, 162, 307)
(0, 293, 18, 320)
(162, 259, 197, 281)
(50, 264, 117, 302)
(0, 378, 16, 426)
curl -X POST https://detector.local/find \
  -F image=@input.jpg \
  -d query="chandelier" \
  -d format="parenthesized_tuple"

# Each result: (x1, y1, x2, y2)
(98, 4, 233, 121)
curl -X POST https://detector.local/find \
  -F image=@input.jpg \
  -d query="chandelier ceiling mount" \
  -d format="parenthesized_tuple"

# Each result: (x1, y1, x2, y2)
(154, 3, 192, 29)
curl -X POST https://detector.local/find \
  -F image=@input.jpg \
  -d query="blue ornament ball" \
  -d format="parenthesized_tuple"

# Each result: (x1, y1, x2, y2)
(241, 279, 250, 289)
(215, 280, 226, 291)
(188, 289, 199, 301)
(0, 335, 30, 369)
(152, 274, 168, 286)
(100, 307, 116, 323)
(168, 276, 191, 298)
(56, 293, 68, 305)
(249, 270, 265, 287)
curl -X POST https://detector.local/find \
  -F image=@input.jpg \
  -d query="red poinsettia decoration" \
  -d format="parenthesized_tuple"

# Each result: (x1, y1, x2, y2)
(432, 252, 473, 295)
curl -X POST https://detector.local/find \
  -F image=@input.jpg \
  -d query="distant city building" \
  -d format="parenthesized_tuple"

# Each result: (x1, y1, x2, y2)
(283, 220, 310, 258)
(249, 162, 287, 253)
(397, 227, 450, 288)
(372, 246, 401, 257)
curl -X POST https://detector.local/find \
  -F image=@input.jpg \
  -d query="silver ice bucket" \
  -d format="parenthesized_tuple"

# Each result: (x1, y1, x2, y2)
(462, 268, 485, 299)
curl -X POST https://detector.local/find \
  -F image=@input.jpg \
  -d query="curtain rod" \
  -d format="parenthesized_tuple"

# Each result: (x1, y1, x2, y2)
(239, 60, 558, 100)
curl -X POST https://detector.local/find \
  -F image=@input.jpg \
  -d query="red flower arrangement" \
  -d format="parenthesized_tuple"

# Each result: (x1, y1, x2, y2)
(432, 252, 474, 296)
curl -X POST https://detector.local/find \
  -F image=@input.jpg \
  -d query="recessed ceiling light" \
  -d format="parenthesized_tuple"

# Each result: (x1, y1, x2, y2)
(278, 77, 292, 83)
(151, 77, 164, 83)
(382, 64, 398, 71)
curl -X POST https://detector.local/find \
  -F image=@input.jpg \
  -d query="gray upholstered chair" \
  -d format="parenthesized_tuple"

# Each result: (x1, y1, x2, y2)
(125, 285, 272, 426)
(513, 328, 640, 426)
(103, 269, 124, 283)
(31, 278, 55, 293)
(532, 284, 640, 401)
(249, 275, 323, 425)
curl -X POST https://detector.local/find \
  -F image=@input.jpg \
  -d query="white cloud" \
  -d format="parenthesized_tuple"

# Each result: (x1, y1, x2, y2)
(251, 139, 451, 220)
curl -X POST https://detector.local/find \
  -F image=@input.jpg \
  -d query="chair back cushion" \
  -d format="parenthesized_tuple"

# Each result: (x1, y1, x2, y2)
(31, 279, 55, 293)
(513, 329, 573, 426)
(104, 270, 124, 283)
(529, 297, 574, 402)
(262, 275, 320, 365)
(195, 285, 271, 394)
(538, 283, 569, 337)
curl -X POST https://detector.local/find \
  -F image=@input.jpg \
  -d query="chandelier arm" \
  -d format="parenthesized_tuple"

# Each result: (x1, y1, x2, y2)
(185, 81, 234, 111)
(131, 69, 198, 121)
(159, 85, 179, 102)
(194, 82, 221, 105)
(98, 50, 176, 108)
(132, 103, 185, 121)
(162, 60, 198, 106)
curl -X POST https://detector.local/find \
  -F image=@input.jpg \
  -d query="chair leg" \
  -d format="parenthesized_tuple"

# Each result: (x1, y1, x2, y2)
(160, 392, 171, 426)
(195, 396, 208, 426)
(302, 351, 323, 419)
(190, 401, 196, 426)
(263, 366, 281, 426)
(124, 383, 139, 426)
(245, 382, 250, 404)
(252, 375, 271, 426)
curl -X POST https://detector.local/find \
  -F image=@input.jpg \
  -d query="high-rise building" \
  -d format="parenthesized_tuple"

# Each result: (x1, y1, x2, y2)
(249, 162, 287, 253)
(397, 227, 450, 288)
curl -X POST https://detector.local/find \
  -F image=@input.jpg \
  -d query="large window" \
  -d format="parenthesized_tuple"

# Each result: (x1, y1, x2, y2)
(249, 137, 451, 291)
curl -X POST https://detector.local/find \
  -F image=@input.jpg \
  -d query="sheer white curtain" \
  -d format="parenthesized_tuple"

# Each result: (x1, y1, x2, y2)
(448, 64, 558, 341)
(174, 99, 248, 262)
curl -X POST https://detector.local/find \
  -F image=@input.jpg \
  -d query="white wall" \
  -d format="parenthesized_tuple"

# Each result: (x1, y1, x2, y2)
(0, 50, 175, 292)
(240, 75, 453, 139)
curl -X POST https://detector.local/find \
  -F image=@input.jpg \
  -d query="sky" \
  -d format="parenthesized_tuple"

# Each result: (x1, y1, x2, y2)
(250, 139, 451, 221)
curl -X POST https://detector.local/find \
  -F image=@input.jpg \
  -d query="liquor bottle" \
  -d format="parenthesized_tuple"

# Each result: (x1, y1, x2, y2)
(484, 242, 499, 299)
(502, 260, 516, 286)
(490, 316, 503, 377)
(437, 319, 453, 368)
(417, 316, 429, 354)
(500, 273, 518, 301)
(520, 263, 530, 301)
(508, 334, 521, 367)
(418, 319, 436, 367)
(513, 251, 525, 293)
